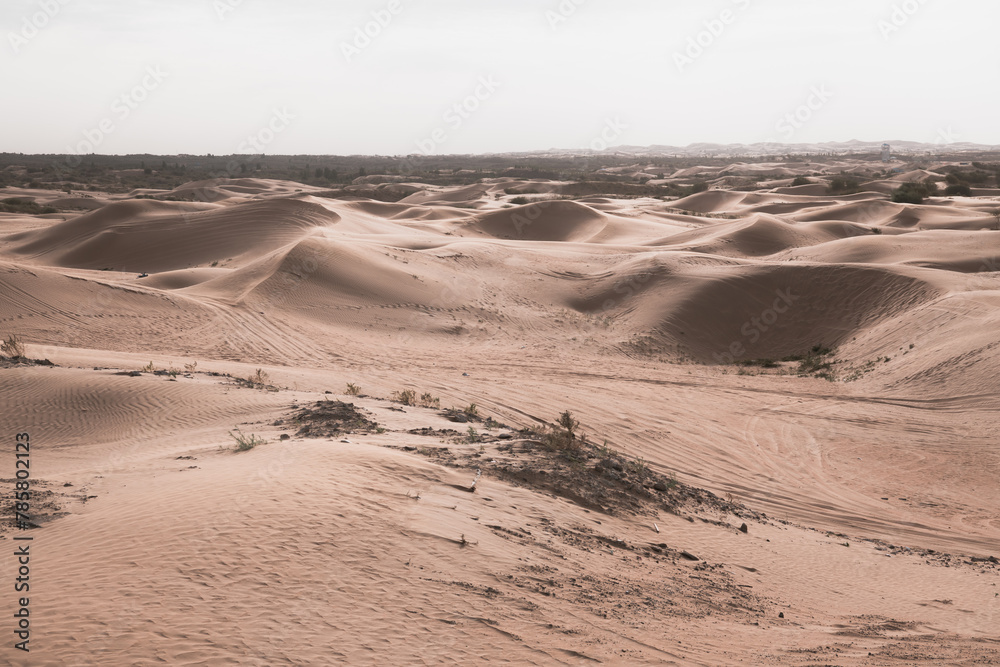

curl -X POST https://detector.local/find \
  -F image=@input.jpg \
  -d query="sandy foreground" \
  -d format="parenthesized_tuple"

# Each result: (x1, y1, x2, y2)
(0, 171, 998, 665)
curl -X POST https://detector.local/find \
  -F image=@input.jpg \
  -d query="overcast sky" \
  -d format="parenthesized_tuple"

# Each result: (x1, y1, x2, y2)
(1, 0, 998, 155)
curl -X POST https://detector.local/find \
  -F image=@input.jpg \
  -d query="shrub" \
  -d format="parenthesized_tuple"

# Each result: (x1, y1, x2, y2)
(230, 429, 267, 452)
(510, 196, 530, 205)
(891, 181, 935, 204)
(828, 176, 861, 194)
(0, 335, 26, 359)
(419, 392, 440, 408)
(541, 410, 586, 451)
(791, 176, 811, 186)
(0, 199, 58, 215)
(463, 403, 480, 418)
(392, 389, 416, 406)
(345, 382, 361, 396)
(944, 183, 972, 197)
(247, 368, 270, 388)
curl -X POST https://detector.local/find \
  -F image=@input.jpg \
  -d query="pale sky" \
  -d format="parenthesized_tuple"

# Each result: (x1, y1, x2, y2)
(1, 0, 997, 155)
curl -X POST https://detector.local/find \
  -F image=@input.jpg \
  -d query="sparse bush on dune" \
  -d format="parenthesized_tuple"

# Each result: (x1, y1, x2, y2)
(392, 389, 416, 406)
(247, 368, 270, 388)
(0, 198, 57, 215)
(828, 176, 861, 194)
(891, 181, 937, 204)
(539, 410, 587, 452)
(345, 382, 361, 396)
(791, 176, 811, 186)
(230, 429, 266, 452)
(944, 183, 972, 197)
(1, 335, 26, 359)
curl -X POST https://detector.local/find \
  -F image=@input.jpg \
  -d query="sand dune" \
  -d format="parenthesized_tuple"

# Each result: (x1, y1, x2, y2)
(2, 168, 999, 666)
(470, 200, 608, 241)
(6, 198, 340, 272)
(655, 214, 862, 257)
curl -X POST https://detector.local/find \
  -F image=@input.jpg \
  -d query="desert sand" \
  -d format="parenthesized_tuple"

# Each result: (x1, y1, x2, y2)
(1, 161, 998, 665)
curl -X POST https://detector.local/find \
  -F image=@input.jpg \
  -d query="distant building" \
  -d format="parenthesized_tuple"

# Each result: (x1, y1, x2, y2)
(881, 143, 891, 162)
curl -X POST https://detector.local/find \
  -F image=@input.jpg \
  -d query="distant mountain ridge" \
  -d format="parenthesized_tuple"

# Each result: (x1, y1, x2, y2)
(521, 140, 1000, 158)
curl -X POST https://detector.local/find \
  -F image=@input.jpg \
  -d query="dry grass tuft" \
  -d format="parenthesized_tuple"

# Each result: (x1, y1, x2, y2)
(0, 335, 26, 359)
(392, 389, 417, 406)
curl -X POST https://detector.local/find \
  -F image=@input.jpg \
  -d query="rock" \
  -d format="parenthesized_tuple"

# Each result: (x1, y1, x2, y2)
(680, 551, 699, 561)
(598, 458, 624, 472)
(778, 612, 784, 619)
(739, 523, 748, 534)
(279, 434, 290, 441)
(653, 481, 669, 492)
(497, 433, 513, 440)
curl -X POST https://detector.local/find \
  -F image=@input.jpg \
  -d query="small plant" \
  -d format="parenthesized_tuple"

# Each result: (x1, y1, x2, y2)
(375, 426, 386, 434)
(392, 389, 416, 406)
(662, 471, 679, 490)
(141, 361, 156, 373)
(230, 429, 266, 452)
(184, 361, 198, 373)
(419, 392, 440, 408)
(0, 335, 26, 360)
(463, 403, 480, 419)
(870, 226, 883, 235)
(467, 426, 479, 443)
(248, 368, 270, 388)
(628, 456, 650, 478)
(484, 417, 502, 430)
(210, 260, 219, 267)
(541, 410, 586, 451)
(557, 410, 578, 434)
(345, 382, 361, 396)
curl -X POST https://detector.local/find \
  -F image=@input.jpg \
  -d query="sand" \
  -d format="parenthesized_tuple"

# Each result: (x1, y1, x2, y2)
(0, 168, 998, 665)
